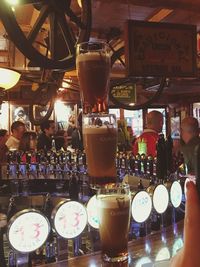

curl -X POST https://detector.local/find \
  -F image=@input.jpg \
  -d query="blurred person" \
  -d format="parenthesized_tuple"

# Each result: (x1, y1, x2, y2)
(55, 129, 68, 151)
(6, 121, 26, 150)
(0, 129, 9, 179)
(127, 125, 136, 149)
(133, 110, 163, 157)
(19, 131, 37, 152)
(0, 129, 9, 163)
(180, 116, 200, 174)
(37, 120, 56, 151)
(170, 180, 200, 267)
(71, 112, 83, 151)
(117, 120, 130, 152)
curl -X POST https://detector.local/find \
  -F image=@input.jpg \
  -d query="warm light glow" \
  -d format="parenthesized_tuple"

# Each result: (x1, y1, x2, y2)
(148, 9, 173, 22)
(129, 103, 135, 106)
(6, 0, 18, 5)
(62, 79, 72, 88)
(0, 68, 21, 90)
(55, 101, 72, 122)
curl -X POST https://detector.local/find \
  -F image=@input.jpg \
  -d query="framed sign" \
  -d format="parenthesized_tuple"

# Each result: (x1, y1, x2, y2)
(110, 83, 136, 104)
(125, 20, 197, 77)
(11, 104, 31, 131)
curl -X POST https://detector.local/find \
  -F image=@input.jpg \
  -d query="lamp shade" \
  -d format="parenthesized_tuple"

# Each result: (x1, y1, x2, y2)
(0, 68, 21, 90)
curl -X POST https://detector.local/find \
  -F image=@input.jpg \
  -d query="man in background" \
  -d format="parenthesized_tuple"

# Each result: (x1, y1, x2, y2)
(6, 121, 26, 150)
(180, 116, 200, 174)
(133, 110, 163, 157)
(37, 120, 56, 151)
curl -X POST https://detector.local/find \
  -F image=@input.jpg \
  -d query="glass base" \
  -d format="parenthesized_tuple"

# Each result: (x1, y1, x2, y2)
(102, 253, 129, 263)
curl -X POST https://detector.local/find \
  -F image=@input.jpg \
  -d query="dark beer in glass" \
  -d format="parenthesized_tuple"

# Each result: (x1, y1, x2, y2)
(76, 41, 110, 114)
(97, 183, 131, 262)
(82, 113, 117, 187)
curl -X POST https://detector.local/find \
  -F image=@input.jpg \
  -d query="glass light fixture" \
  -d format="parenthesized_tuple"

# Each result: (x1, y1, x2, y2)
(0, 67, 21, 90)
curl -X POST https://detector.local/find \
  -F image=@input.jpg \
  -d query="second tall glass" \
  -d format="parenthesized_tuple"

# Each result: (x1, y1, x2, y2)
(83, 113, 117, 187)
(76, 41, 110, 114)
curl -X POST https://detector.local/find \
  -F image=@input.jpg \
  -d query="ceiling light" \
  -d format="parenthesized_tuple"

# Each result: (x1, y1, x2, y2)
(0, 68, 21, 90)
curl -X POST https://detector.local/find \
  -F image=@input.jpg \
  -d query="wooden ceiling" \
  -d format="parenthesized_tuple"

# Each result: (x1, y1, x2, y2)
(0, 0, 200, 104)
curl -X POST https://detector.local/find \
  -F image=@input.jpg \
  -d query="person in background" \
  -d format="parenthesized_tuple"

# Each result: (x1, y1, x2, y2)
(71, 112, 83, 151)
(6, 121, 26, 150)
(37, 120, 56, 151)
(0, 129, 9, 163)
(127, 125, 136, 150)
(18, 131, 37, 163)
(180, 116, 200, 174)
(133, 110, 163, 157)
(55, 129, 68, 151)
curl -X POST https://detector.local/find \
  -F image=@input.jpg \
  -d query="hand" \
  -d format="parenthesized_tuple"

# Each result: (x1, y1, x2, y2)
(170, 180, 200, 267)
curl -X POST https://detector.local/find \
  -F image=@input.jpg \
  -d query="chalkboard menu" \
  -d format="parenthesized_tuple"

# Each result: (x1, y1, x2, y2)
(125, 20, 197, 77)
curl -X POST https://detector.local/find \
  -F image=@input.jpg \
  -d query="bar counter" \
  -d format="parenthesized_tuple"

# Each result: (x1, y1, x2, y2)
(39, 220, 184, 267)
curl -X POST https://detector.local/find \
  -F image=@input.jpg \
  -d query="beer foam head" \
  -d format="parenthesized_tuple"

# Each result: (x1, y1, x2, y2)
(76, 52, 109, 63)
(83, 125, 117, 135)
(97, 194, 130, 209)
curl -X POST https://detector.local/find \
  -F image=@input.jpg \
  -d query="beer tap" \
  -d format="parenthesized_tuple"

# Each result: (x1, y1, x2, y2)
(6, 151, 11, 179)
(69, 173, 79, 201)
(156, 134, 167, 182)
(134, 154, 141, 176)
(36, 152, 41, 178)
(146, 155, 153, 179)
(140, 153, 147, 178)
(129, 153, 135, 174)
(166, 135, 173, 176)
(7, 197, 17, 221)
(137, 179, 144, 191)
(43, 194, 56, 264)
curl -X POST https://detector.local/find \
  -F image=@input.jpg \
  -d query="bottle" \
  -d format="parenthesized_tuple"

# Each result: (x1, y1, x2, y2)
(156, 134, 167, 181)
(138, 179, 144, 191)
(51, 137, 56, 152)
(7, 197, 16, 221)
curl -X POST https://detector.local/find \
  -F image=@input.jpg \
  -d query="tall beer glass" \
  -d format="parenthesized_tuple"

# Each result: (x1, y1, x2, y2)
(97, 183, 131, 262)
(76, 41, 110, 114)
(82, 113, 117, 187)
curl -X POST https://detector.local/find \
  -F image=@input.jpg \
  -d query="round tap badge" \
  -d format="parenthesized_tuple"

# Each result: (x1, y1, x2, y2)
(153, 184, 169, 214)
(86, 195, 99, 229)
(131, 191, 152, 223)
(52, 201, 87, 239)
(170, 181, 182, 208)
(7, 209, 50, 253)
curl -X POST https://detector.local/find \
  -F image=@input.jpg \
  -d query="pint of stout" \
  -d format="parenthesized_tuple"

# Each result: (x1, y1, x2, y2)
(76, 41, 110, 114)
(97, 183, 131, 262)
(83, 113, 117, 187)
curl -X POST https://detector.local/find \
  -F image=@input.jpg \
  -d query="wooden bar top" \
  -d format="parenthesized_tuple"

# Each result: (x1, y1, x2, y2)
(39, 220, 184, 267)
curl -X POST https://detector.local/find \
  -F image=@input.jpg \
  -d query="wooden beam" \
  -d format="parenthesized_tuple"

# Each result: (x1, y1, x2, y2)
(95, 0, 200, 13)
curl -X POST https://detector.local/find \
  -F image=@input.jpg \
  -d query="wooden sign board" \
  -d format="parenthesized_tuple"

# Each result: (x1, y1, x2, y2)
(125, 20, 197, 77)
(111, 84, 136, 103)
